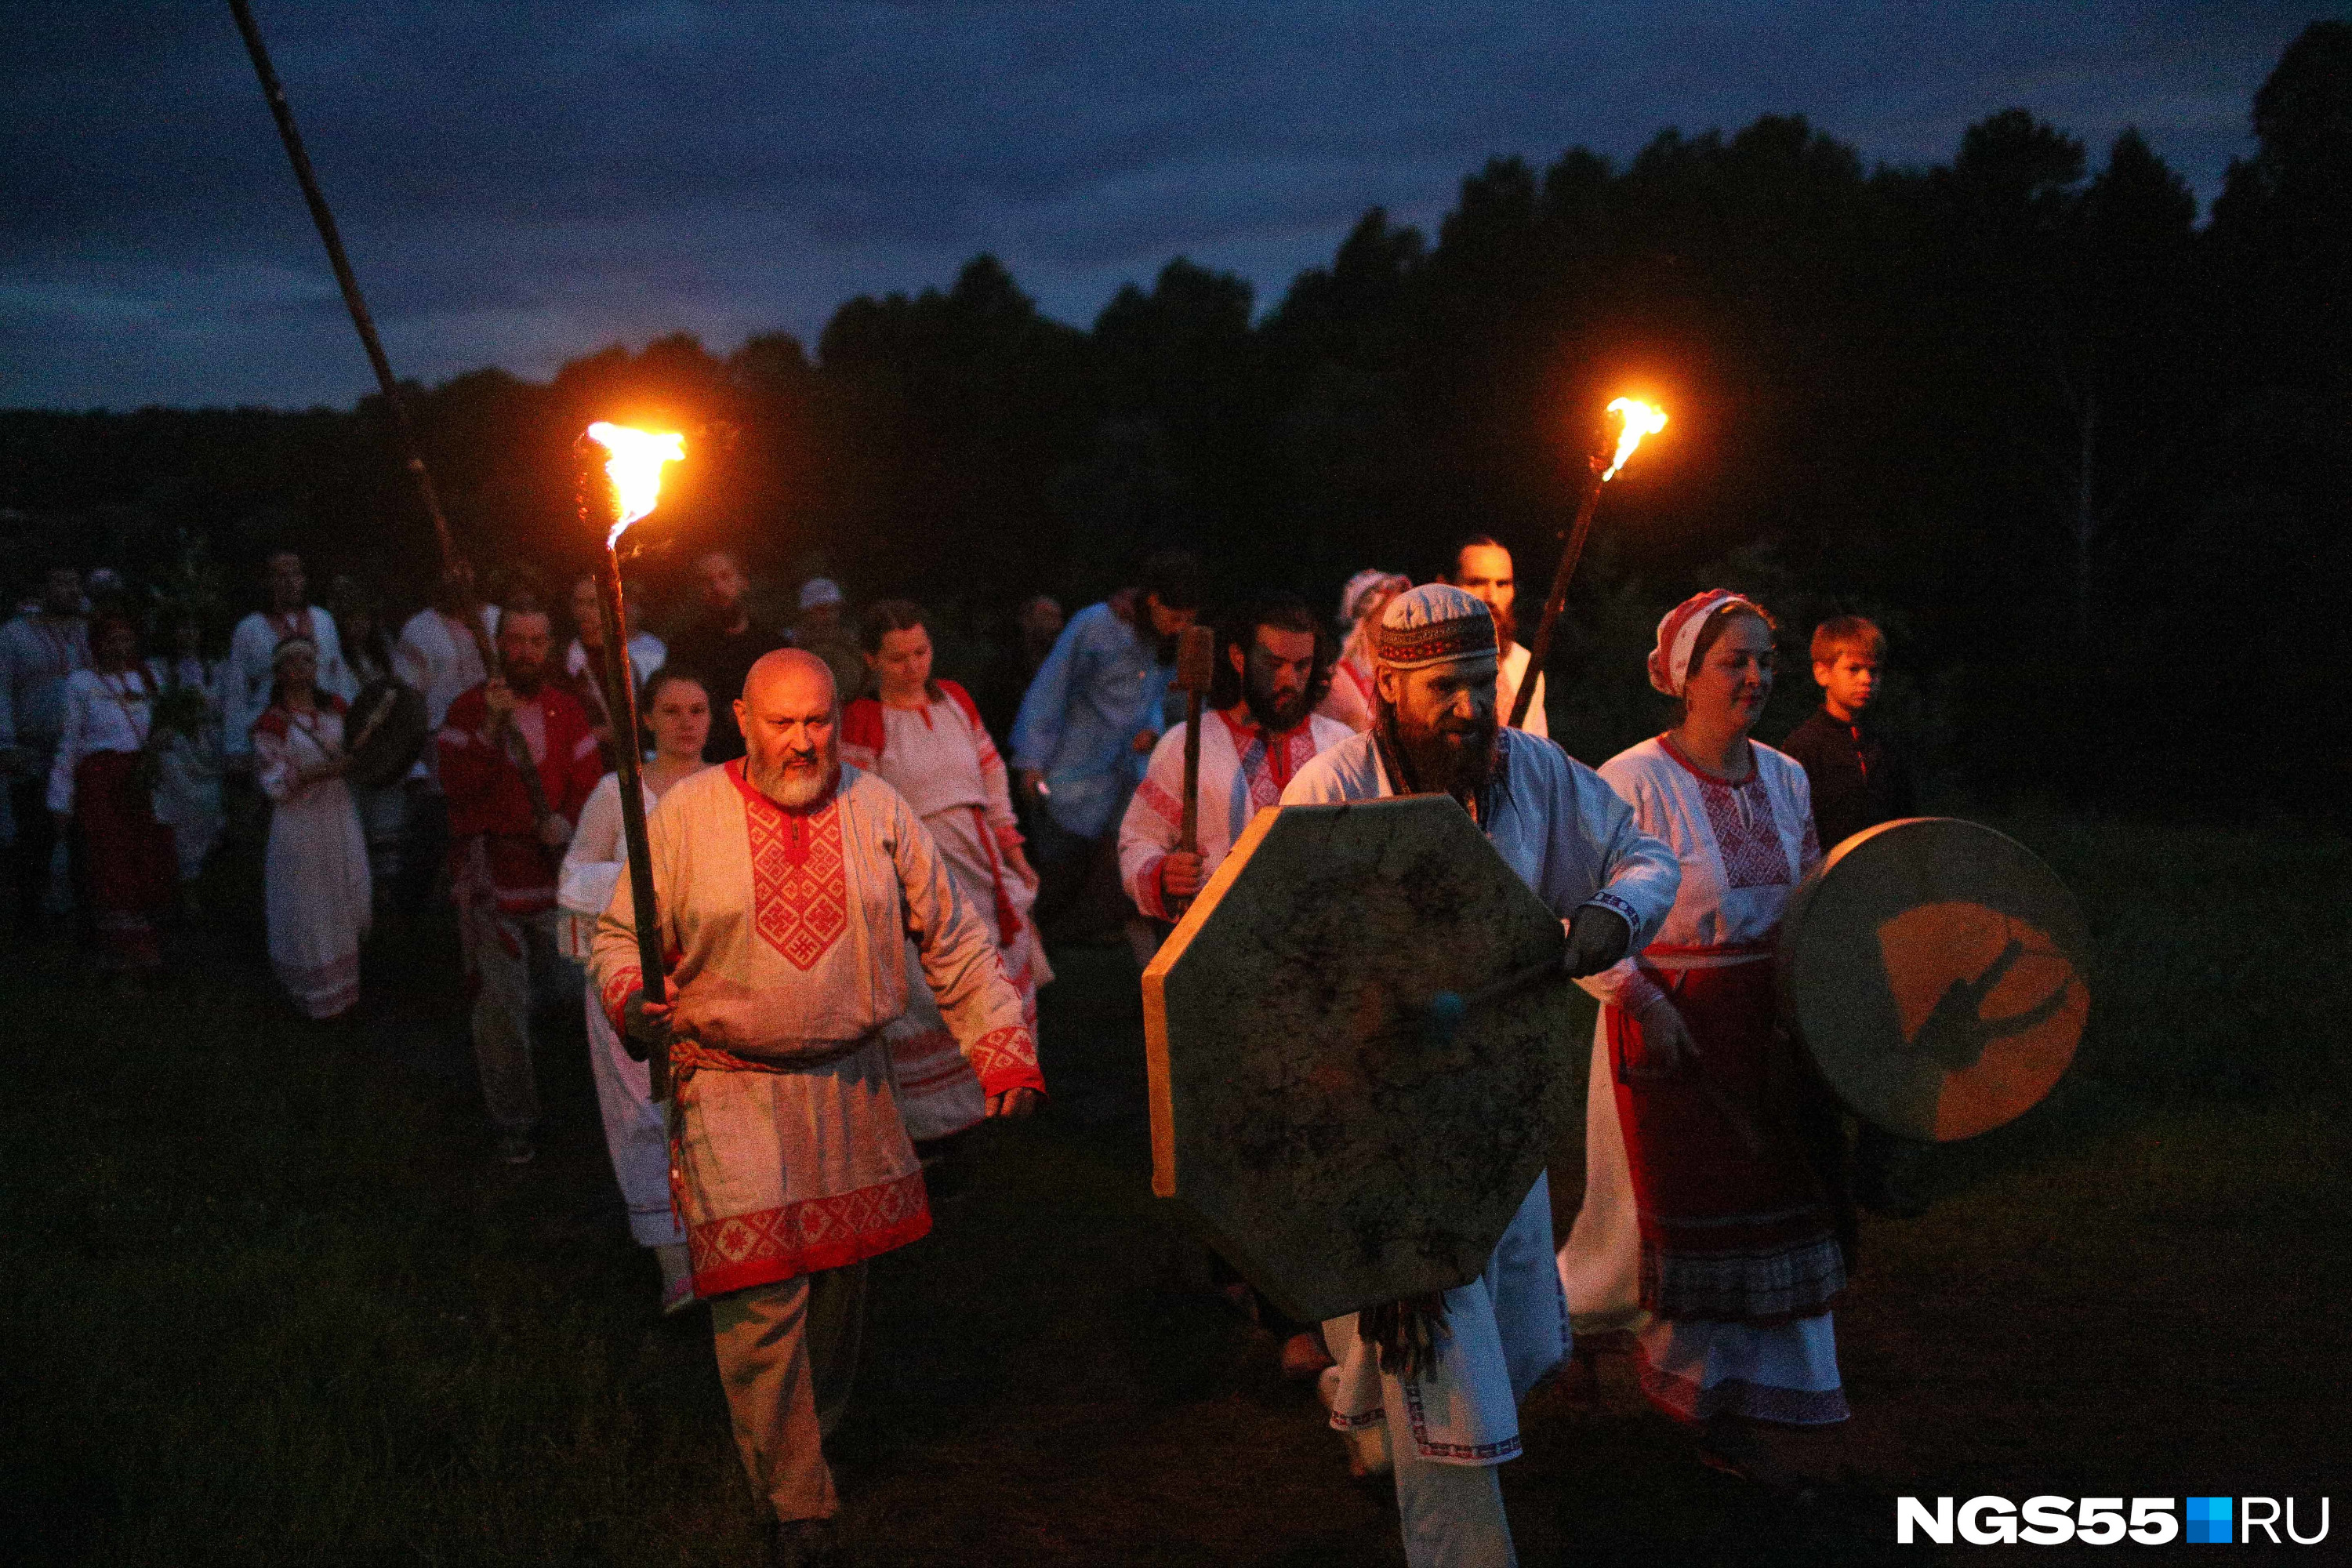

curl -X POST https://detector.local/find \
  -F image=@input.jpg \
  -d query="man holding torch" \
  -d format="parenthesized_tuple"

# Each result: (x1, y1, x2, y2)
(593, 648, 1044, 1564)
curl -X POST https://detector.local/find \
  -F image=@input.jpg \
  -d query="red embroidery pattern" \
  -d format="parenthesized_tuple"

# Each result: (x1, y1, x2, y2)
(600, 965, 643, 1034)
(966, 1024, 1042, 1093)
(1218, 711, 1320, 806)
(1694, 776, 1793, 889)
(739, 784, 850, 969)
(687, 1170, 931, 1294)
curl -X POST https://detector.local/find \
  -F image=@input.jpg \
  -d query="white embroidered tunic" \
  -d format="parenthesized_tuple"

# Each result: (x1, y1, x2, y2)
(223, 608, 354, 759)
(1118, 708, 1355, 921)
(589, 760, 1044, 1294)
(46, 669, 154, 813)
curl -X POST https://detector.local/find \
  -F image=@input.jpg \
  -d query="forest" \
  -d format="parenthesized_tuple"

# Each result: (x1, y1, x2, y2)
(2, 21, 2343, 807)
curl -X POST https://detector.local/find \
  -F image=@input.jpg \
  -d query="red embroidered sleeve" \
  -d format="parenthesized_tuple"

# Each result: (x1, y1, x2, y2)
(600, 964, 642, 1037)
(964, 1024, 1046, 1098)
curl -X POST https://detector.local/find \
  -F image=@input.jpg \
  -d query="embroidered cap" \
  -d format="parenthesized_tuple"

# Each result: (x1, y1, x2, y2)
(1647, 589, 1767, 696)
(1376, 583, 1497, 670)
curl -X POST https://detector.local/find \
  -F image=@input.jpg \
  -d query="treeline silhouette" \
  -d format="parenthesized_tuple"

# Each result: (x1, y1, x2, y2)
(2, 23, 2344, 804)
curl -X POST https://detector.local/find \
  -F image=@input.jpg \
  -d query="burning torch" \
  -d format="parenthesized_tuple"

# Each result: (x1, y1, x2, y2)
(1507, 397, 1668, 731)
(579, 422, 686, 1100)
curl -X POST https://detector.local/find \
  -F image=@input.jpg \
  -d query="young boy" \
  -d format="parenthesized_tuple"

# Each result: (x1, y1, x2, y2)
(1781, 615, 1926, 1218)
(1780, 615, 1915, 853)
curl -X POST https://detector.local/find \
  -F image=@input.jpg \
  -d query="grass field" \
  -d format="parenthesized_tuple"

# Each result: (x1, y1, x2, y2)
(2, 809, 2347, 1566)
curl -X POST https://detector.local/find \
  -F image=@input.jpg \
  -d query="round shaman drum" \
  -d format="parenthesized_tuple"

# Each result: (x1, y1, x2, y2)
(1778, 816, 2089, 1142)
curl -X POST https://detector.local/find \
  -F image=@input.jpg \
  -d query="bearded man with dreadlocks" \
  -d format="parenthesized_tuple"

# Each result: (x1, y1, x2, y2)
(1279, 584, 1679, 1568)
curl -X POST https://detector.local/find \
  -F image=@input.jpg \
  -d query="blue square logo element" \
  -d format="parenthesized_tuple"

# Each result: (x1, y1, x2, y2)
(2187, 1496, 2234, 1544)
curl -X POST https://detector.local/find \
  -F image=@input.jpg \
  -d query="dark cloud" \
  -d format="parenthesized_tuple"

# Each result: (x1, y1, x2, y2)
(0, 0, 2312, 408)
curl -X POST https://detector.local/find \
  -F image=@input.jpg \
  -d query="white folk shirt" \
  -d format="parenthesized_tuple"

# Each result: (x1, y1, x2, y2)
(1588, 735, 1821, 1009)
(223, 608, 354, 759)
(1119, 708, 1355, 921)
(1497, 641, 1548, 738)
(588, 761, 1044, 1294)
(557, 771, 658, 960)
(1278, 726, 1679, 1465)
(47, 668, 155, 813)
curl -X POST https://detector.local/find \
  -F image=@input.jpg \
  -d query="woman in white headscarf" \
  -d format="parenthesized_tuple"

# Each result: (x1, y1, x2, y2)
(1562, 589, 1847, 1484)
(252, 635, 372, 1018)
(1315, 569, 1409, 732)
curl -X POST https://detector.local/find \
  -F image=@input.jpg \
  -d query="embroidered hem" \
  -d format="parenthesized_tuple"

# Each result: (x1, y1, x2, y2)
(686, 1168, 932, 1296)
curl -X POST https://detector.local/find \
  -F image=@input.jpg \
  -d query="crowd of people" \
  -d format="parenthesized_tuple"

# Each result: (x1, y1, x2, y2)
(0, 530, 1921, 1567)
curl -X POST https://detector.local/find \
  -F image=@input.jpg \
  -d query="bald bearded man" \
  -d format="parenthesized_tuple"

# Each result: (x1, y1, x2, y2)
(593, 649, 1044, 1566)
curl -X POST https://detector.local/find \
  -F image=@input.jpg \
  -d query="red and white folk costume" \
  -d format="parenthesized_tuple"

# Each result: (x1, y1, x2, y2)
(840, 679, 1051, 1140)
(588, 759, 1044, 1523)
(253, 692, 372, 1018)
(589, 760, 1044, 1294)
(48, 665, 175, 969)
(1118, 706, 1355, 922)
(1560, 591, 1849, 1427)
(436, 679, 603, 1139)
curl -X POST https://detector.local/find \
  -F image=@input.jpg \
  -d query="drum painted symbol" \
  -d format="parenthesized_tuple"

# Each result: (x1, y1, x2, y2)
(1779, 817, 2089, 1142)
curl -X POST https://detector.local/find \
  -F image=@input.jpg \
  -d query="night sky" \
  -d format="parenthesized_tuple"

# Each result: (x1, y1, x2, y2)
(2, 1, 2322, 412)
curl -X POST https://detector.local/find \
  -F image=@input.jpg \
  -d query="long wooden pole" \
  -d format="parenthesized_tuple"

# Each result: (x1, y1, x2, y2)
(590, 530, 670, 1102)
(226, 0, 456, 575)
(1507, 454, 1604, 731)
(227, 1, 563, 822)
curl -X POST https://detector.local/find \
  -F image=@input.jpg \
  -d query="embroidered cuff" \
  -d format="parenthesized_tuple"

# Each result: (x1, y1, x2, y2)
(600, 967, 641, 1037)
(1138, 855, 1174, 922)
(1583, 889, 1642, 940)
(966, 1025, 1047, 1098)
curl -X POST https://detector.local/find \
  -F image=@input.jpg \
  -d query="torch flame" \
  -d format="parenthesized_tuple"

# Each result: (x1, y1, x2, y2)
(585, 421, 686, 546)
(1600, 397, 1668, 482)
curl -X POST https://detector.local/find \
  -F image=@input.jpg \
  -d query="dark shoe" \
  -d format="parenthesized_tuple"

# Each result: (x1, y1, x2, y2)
(495, 1131, 535, 1166)
(766, 1517, 841, 1568)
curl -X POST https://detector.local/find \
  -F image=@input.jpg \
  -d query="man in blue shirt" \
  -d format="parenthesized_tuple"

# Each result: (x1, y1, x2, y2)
(1011, 550, 1200, 945)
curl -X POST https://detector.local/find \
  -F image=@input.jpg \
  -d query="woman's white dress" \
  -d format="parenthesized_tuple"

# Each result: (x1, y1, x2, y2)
(560, 771, 689, 1248)
(254, 703, 372, 1018)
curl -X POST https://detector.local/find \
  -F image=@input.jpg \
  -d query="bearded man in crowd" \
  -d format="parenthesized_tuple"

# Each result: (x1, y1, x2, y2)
(594, 648, 1044, 1567)
(1280, 584, 1679, 1568)
(437, 595, 603, 1165)
(1441, 535, 1547, 739)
